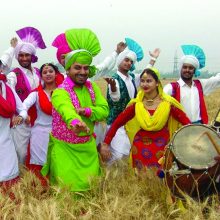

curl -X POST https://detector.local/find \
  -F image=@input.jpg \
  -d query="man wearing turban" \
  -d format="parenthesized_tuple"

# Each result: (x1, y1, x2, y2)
(52, 32, 126, 80)
(164, 45, 220, 124)
(41, 28, 109, 192)
(52, 32, 126, 148)
(7, 27, 46, 164)
(105, 38, 160, 164)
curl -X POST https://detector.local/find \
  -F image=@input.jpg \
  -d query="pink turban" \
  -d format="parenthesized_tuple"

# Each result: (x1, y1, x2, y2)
(52, 33, 71, 64)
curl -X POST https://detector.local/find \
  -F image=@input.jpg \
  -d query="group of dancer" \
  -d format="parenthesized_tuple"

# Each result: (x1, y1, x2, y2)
(1, 26, 220, 198)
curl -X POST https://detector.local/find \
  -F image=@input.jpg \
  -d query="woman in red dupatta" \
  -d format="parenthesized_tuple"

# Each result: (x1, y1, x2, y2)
(20, 63, 63, 185)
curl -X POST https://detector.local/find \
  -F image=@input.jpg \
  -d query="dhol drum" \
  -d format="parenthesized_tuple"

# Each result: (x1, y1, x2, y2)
(163, 124, 220, 199)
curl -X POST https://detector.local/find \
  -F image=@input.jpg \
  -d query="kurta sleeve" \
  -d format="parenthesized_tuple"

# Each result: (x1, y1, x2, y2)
(6, 72, 17, 89)
(170, 106, 191, 125)
(51, 88, 82, 127)
(200, 73, 220, 95)
(91, 51, 118, 81)
(163, 83, 173, 96)
(87, 82, 109, 122)
(104, 104, 135, 145)
(0, 47, 14, 74)
(108, 79, 120, 101)
(23, 91, 37, 111)
(11, 88, 27, 119)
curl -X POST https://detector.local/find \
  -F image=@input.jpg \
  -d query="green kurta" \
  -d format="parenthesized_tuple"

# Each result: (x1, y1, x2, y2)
(41, 82, 109, 191)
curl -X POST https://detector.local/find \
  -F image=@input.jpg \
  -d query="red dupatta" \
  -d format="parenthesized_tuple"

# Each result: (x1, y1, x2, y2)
(29, 73, 63, 124)
(0, 74, 16, 118)
(37, 73, 64, 115)
(37, 84, 52, 115)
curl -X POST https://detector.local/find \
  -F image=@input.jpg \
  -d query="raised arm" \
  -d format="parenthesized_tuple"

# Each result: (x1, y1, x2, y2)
(148, 48, 161, 66)
(0, 37, 18, 74)
(92, 42, 127, 81)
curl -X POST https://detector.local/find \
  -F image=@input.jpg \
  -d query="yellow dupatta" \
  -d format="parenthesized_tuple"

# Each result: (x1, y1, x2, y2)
(125, 67, 185, 146)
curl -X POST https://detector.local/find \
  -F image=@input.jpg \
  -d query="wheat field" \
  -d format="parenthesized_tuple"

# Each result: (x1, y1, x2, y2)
(1, 79, 220, 219)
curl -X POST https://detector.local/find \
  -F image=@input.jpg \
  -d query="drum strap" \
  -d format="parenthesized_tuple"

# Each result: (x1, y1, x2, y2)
(171, 80, 208, 124)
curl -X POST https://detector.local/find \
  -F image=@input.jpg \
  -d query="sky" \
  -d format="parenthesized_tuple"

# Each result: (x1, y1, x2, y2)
(1, 0, 220, 73)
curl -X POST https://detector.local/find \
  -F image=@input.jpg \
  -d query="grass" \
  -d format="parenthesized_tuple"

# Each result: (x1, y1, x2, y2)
(1, 79, 220, 219)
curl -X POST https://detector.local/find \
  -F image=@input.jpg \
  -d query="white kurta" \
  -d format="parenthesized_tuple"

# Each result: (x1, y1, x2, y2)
(7, 66, 40, 164)
(91, 51, 119, 81)
(0, 82, 27, 182)
(91, 51, 120, 145)
(163, 74, 220, 122)
(23, 91, 52, 165)
(0, 46, 14, 74)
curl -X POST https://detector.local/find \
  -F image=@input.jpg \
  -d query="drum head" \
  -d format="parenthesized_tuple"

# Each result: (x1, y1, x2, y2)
(171, 124, 220, 169)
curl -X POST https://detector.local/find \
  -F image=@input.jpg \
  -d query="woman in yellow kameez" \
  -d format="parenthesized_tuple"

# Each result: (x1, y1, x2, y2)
(100, 67, 191, 171)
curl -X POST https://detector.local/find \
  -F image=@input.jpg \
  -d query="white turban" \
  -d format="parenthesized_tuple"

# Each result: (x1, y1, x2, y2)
(0, 50, 13, 68)
(14, 42, 36, 60)
(179, 55, 200, 70)
(116, 48, 137, 67)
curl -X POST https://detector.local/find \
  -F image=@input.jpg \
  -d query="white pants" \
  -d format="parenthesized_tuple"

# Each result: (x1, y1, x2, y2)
(106, 125, 131, 165)
(11, 123, 31, 164)
(0, 117, 19, 181)
(94, 122, 106, 146)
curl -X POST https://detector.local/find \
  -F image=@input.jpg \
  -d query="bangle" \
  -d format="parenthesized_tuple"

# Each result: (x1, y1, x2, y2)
(84, 108, 92, 117)
(150, 57, 157, 61)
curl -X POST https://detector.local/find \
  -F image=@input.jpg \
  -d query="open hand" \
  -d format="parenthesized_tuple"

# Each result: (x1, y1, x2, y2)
(104, 77, 116, 92)
(12, 115, 23, 128)
(149, 48, 161, 59)
(71, 121, 90, 135)
(116, 42, 127, 54)
(10, 37, 18, 48)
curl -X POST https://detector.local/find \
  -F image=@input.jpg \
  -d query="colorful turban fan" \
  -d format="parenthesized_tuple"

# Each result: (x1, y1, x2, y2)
(180, 45, 206, 77)
(116, 37, 144, 71)
(52, 33, 71, 64)
(64, 28, 101, 77)
(14, 27, 46, 63)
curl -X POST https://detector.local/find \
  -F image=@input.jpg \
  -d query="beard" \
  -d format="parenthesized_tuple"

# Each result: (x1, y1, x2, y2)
(181, 74, 193, 81)
(19, 61, 32, 69)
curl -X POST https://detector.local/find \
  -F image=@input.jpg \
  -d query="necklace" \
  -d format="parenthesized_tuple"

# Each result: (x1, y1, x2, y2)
(144, 93, 159, 106)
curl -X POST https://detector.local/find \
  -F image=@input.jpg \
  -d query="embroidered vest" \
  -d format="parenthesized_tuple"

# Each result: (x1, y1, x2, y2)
(13, 67, 40, 101)
(171, 80, 208, 124)
(51, 79, 96, 144)
(13, 67, 40, 125)
(107, 73, 137, 125)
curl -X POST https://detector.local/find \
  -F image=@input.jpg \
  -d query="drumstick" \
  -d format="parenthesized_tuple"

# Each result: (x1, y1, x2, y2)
(204, 131, 220, 155)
